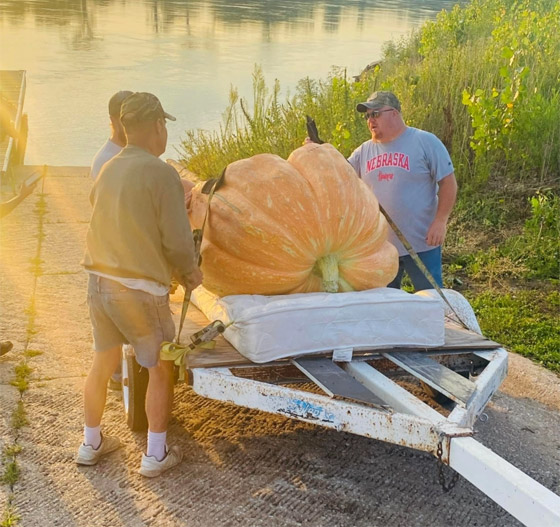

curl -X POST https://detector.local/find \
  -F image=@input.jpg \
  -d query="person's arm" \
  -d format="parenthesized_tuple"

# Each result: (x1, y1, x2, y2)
(426, 173, 457, 246)
(0, 180, 37, 219)
(155, 165, 202, 290)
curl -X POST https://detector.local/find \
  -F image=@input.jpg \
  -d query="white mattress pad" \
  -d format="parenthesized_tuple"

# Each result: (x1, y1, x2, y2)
(191, 286, 445, 363)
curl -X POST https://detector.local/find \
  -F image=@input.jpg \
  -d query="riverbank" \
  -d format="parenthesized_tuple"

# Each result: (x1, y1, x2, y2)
(0, 166, 559, 526)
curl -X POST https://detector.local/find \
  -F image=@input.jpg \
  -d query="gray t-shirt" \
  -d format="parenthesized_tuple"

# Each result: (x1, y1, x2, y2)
(348, 127, 454, 256)
(90, 139, 122, 180)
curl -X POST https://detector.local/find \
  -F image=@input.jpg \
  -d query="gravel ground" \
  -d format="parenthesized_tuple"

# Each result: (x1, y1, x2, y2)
(1, 166, 559, 527)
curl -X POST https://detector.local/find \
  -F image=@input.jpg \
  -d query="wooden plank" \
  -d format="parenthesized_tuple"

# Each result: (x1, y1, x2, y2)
(382, 351, 476, 406)
(291, 357, 389, 409)
(444, 326, 501, 349)
(343, 361, 443, 422)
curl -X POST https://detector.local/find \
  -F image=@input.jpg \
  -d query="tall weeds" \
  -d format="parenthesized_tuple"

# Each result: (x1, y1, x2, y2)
(179, 0, 559, 188)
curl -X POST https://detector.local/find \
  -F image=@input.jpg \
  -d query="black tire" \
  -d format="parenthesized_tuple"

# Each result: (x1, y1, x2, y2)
(122, 350, 149, 431)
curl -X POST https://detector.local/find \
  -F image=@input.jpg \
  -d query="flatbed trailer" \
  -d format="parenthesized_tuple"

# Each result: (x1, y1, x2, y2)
(122, 302, 560, 527)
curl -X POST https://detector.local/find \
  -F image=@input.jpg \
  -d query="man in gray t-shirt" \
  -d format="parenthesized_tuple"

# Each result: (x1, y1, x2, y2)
(348, 91, 457, 291)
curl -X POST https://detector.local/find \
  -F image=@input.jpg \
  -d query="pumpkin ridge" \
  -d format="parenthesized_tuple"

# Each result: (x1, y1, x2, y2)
(201, 246, 312, 296)
(227, 187, 320, 251)
(288, 144, 380, 251)
(200, 235, 313, 272)
(203, 182, 323, 262)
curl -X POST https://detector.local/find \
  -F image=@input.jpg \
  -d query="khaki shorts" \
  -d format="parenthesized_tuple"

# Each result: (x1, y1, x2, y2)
(87, 274, 175, 368)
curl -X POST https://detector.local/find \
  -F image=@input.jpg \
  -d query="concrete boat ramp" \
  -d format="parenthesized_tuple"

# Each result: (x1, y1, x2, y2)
(0, 165, 559, 526)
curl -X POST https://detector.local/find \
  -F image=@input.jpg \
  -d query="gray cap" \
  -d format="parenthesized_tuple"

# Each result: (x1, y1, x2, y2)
(108, 90, 134, 117)
(120, 92, 176, 125)
(356, 91, 401, 113)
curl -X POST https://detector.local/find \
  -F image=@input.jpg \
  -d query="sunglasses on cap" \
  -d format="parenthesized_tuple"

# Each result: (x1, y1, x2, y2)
(363, 108, 394, 120)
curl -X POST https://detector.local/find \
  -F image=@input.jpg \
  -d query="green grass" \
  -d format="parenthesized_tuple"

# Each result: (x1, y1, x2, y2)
(23, 349, 42, 359)
(0, 504, 20, 527)
(468, 290, 560, 372)
(0, 446, 20, 486)
(10, 363, 32, 394)
(11, 402, 28, 430)
(0, 465, 19, 487)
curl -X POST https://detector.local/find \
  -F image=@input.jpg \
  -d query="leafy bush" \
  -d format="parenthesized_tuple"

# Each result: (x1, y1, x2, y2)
(451, 190, 559, 286)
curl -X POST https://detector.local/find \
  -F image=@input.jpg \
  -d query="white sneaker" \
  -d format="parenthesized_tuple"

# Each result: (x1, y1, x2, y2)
(139, 445, 183, 478)
(76, 435, 121, 466)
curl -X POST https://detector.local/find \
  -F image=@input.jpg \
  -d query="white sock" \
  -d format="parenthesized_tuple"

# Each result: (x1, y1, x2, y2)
(147, 430, 167, 461)
(84, 425, 101, 449)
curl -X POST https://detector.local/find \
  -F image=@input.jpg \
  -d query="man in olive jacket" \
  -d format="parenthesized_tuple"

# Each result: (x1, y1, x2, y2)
(78, 92, 202, 477)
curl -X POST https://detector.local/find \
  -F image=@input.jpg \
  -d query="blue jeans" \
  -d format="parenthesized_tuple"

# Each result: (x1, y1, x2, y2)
(387, 246, 442, 292)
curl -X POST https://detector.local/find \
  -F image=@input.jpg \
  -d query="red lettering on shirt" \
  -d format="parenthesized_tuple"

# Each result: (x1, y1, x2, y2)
(378, 172, 394, 181)
(366, 152, 410, 173)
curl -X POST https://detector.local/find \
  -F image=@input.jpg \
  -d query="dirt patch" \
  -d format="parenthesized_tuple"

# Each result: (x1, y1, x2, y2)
(501, 352, 560, 411)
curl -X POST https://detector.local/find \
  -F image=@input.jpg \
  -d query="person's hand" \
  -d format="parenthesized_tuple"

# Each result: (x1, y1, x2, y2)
(426, 218, 447, 246)
(302, 136, 313, 146)
(184, 266, 203, 292)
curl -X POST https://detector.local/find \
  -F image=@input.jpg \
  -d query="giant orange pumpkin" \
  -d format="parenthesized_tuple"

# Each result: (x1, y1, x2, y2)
(188, 143, 398, 296)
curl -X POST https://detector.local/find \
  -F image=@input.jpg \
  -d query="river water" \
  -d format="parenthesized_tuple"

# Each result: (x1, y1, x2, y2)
(0, 0, 458, 166)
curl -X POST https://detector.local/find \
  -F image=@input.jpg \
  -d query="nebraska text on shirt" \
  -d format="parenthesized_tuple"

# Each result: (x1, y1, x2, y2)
(366, 152, 410, 172)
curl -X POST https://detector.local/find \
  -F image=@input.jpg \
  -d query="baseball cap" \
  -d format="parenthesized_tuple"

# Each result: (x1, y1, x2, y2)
(356, 91, 401, 113)
(120, 92, 176, 125)
(108, 90, 134, 117)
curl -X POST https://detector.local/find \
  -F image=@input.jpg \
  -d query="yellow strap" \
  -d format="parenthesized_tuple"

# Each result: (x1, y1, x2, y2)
(160, 340, 216, 381)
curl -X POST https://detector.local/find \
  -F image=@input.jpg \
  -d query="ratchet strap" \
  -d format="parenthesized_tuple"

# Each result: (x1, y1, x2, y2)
(162, 320, 228, 380)
(377, 203, 469, 330)
(175, 167, 227, 344)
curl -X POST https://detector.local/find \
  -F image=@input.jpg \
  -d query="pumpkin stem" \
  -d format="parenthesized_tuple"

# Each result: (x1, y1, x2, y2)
(316, 254, 339, 293)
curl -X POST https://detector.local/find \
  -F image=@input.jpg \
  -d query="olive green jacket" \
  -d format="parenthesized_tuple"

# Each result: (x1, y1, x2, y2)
(82, 145, 197, 288)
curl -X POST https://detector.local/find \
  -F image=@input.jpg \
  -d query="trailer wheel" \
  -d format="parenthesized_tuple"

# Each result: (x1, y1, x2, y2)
(122, 346, 148, 431)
